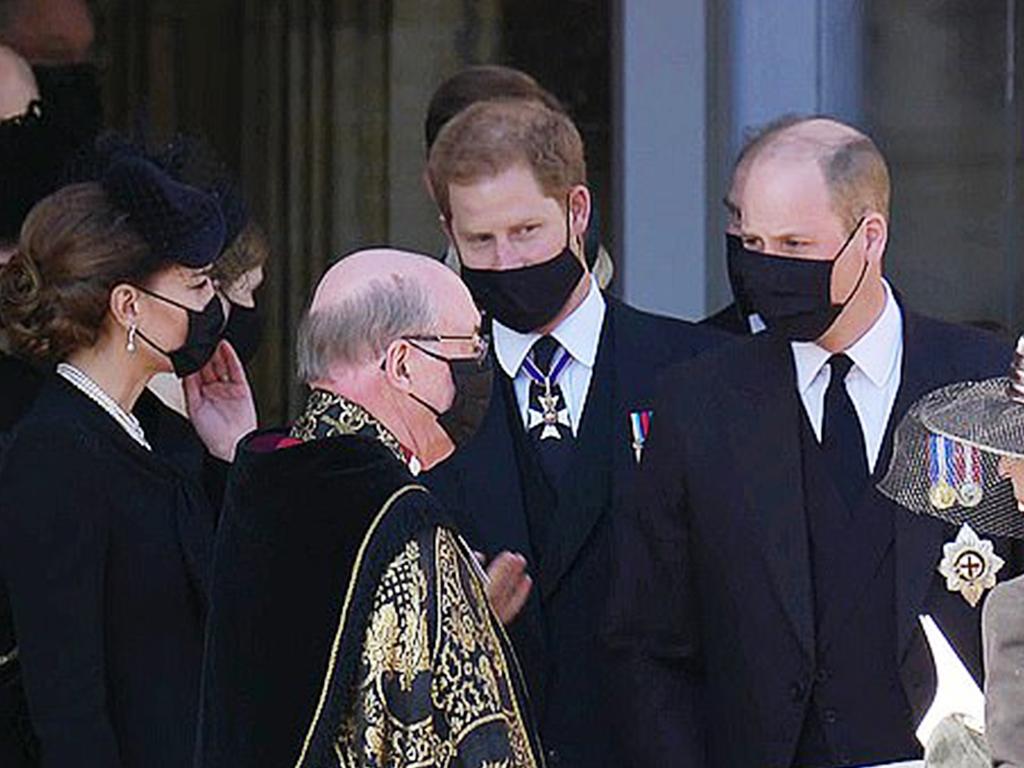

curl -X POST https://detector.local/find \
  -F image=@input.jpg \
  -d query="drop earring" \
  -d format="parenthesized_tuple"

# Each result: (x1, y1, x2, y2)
(126, 324, 137, 353)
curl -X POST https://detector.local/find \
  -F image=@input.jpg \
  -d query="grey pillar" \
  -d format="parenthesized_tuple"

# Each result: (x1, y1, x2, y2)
(615, 0, 708, 320)
(614, 0, 864, 320)
(706, 0, 864, 314)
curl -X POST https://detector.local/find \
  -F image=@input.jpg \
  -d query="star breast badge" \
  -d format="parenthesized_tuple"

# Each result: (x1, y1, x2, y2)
(937, 523, 1004, 607)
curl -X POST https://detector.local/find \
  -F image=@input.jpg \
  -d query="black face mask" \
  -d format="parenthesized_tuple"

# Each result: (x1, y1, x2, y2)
(0, 101, 78, 242)
(726, 218, 867, 341)
(32, 63, 103, 149)
(404, 343, 494, 449)
(134, 287, 226, 377)
(725, 233, 757, 320)
(458, 208, 585, 333)
(223, 302, 264, 365)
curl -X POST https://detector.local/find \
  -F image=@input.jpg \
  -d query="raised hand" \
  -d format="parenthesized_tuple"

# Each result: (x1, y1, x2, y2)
(183, 339, 257, 462)
(483, 551, 533, 626)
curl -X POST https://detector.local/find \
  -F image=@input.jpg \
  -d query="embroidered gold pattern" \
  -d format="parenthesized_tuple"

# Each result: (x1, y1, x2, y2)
(291, 389, 405, 462)
(334, 529, 537, 767)
(362, 541, 431, 692)
(292, 485, 428, 768)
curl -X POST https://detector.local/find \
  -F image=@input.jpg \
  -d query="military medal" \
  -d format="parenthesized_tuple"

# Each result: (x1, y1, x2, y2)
(954, 442, 984, 508)
(629, 410, 653, 464)
(523, 347, 573, 440)
(928, 434, 957, 510)
(937, 523, 1004, 607)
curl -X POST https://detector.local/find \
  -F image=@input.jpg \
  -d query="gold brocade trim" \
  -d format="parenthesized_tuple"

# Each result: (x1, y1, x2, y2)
(361, 540, 431, 693)
(291, 389, 405, 463)
(292, 483, 428, 768)
(432, 529, 536, 765)
(456, 536, 543, 768)
(333, 528, 540, 767)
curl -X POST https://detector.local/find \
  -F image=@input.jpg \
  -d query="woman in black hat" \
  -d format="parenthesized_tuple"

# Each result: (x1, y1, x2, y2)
(145, 137, 272, 417)
(0, 155, 256, 768)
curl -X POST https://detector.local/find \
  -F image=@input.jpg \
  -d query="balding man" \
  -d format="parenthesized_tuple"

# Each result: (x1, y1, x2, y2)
(196, 250, 541, 768)
(0, 43, 89, 271)
(0, 43, 40, 267)
(0, 43, 44, 768)
(607, 117, 1014, 767)
(703, 113, 805, 335)
(0, 44, 38, 118)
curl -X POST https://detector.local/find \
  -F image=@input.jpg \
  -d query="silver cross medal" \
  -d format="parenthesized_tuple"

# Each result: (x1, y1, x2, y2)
(529, 380, 571, 440)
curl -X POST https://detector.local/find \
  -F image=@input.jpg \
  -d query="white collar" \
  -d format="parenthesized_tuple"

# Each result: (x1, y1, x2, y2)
(791, 279, 903, 392)
(493, 274, 605, 378)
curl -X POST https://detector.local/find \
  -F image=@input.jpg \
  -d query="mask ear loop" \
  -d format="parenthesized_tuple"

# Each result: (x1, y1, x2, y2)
(832, 217, 869, 307)
(133, 284, 195, 313)
(565, 192, 578, 255)
(124, 287, 175, 358)
(382, 339, 449, 418)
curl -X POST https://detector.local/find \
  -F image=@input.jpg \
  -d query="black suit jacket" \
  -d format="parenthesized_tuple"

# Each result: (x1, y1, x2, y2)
(606, 307, 1015, 767)
(425, 295, 728, 767)
(0, 377, 214, 768)
(700, 300, 751, 336)
(0, 354, 42, 768)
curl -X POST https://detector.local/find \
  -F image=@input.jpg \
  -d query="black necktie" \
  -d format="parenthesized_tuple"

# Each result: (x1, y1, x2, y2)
(821, 354, 870, 510)
(526, 335, 575, 485)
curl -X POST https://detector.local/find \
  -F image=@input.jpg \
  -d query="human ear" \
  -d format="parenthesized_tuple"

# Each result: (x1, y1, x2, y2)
(862, 213, 888, 266)
(383, 339, 415, 393)
(109, 283, 140, 330)
(567, 185, 592, 248)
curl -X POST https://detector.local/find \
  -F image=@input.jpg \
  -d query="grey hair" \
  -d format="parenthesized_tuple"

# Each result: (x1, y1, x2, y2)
(296, 273, 436, 382)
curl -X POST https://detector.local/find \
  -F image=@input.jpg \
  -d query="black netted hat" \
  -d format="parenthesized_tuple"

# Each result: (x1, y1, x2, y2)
(101, 154, 226, 268)
(158, 134, 248, 247)
(74, 132, 248, 255)
(878, 336, 1024, 539)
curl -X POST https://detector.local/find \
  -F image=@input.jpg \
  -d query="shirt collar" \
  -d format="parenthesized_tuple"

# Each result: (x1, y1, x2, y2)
(791, 279, 903, 393)
(493, 274, 605, 377)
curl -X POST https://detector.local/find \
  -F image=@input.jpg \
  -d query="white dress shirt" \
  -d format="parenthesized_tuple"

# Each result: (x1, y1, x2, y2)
(493, 275, 606, 437)
(789, 280, 903, 473)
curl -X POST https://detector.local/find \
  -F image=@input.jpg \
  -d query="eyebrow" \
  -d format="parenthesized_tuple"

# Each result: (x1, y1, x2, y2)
(743, 231, 816, 243)
(722, 196, 740, 215)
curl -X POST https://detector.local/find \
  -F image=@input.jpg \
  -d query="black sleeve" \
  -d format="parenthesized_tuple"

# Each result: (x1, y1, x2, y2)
(604, 369, 707, 767)
(202, 454, 231, 523)
(0, 428, 121, 768)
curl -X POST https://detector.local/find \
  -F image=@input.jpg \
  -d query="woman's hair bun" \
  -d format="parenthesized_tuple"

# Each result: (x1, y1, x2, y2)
(0, 182, 151, 362)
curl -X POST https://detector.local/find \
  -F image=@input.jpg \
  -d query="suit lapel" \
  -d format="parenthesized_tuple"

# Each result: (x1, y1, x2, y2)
(466, 370, 550, 699)
(460, 369, 535, 562)
(732, 337, 816, 657)
(892, 312, 956, 662)
(537, 302, 617, 600)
